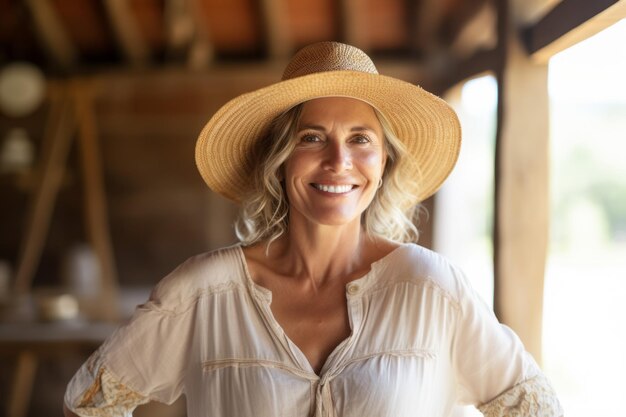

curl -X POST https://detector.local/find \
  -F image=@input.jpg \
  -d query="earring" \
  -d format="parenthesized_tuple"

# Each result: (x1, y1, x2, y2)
(377, 178, 383, 189)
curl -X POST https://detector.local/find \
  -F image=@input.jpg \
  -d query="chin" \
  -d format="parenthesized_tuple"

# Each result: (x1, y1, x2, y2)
(305, 209, 363, 227)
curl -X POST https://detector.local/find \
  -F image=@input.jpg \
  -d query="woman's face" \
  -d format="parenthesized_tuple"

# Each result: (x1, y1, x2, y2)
(283, 97, 386, 227)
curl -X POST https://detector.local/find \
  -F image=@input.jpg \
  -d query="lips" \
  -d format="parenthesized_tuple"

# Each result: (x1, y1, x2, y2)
(311, 183, 356, 194)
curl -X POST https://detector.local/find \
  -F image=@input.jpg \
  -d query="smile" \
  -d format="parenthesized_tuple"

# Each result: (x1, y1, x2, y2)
(311, 184, 355, 194)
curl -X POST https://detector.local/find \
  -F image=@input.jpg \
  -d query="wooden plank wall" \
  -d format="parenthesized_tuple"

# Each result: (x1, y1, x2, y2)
(1, 62, 434, 290)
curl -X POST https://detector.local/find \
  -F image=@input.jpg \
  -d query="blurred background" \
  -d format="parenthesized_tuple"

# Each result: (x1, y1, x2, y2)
(0, 0, 624, 416)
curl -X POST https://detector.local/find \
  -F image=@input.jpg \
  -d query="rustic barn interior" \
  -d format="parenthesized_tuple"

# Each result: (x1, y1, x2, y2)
(1, 0, 624, 415)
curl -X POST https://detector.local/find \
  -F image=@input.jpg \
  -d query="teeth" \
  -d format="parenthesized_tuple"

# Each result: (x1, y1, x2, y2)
(313, 184, 353, 193)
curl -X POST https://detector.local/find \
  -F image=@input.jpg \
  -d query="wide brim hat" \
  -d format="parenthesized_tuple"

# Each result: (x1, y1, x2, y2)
(195, 41, 461, 205)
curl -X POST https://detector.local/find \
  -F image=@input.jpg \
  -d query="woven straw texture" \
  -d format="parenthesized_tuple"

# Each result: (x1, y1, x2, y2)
(195, 42, 461, 205)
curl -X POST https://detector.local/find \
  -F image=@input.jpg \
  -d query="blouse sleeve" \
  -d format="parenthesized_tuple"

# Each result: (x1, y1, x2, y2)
(449, 269, 563, 416)
(65, 269, 199, 416)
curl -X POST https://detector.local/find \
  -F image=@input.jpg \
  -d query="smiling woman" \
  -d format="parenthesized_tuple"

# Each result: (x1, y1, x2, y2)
(63, 42, 562, 417)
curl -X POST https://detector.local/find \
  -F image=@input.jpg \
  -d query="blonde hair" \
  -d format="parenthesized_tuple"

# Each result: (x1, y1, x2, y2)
(235, 102, 422, 245)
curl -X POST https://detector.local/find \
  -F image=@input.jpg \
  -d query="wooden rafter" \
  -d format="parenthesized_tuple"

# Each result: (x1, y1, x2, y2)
(103, 0, 150, 67)
(259, 0, 291, 59)
(450, 1, 497, 57)
(523, 0, 625, 61)
(24, 0, 77, 69)
(432, 48, 500, 94)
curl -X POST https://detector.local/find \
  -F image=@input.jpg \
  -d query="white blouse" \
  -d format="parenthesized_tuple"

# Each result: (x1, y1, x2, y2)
(65, 243, 562, 417)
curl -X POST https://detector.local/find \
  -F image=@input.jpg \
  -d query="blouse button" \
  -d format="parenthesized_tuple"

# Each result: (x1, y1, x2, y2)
(347, 284, 360, 295)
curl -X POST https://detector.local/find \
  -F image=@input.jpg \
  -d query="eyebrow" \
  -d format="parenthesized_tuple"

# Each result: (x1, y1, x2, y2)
(297, 124, 379, 133)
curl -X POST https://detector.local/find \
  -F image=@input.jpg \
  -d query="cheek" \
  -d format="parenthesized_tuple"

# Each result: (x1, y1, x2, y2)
(358, 150, 386, 173)
(283, 156, 301, 182)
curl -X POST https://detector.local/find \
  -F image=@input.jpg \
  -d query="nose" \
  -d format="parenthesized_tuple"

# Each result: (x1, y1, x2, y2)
(322, 141, 352, 172)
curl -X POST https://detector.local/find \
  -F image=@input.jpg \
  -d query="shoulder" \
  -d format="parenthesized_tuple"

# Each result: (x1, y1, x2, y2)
(381, 243, 470, 305)
(146, 244, 247, 313)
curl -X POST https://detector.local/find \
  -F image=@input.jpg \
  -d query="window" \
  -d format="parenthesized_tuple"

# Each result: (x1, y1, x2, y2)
(437, 74, 497, 307)
(544, 19, 626, 417)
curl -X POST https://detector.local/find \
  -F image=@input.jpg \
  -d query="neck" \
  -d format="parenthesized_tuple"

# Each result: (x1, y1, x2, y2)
(270, 218, 372, 288)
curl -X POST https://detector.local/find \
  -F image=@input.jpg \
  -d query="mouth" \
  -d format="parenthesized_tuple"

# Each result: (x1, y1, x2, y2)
(311, 183, 356, 194)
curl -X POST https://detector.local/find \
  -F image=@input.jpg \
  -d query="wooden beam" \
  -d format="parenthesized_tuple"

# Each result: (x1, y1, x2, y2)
(72, 80, 121, 322)
(24, 0, 77, 69)
(450, 1, 497, 57)
(103, 0, 150, 67)
(432, 48, 500, 95)
(493, 0, 550, 362)
(494, 34, 550, 363)
(13, 87, 76, 294)
(522, 0, 625, 61)
(259, 0, 291, 59)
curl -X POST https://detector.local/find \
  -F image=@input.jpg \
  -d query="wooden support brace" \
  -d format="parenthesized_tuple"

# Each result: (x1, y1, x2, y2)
(6, 352, 38, 417)
(72, 81, 120, 322)
(13, 88, 76, 294)
(103, 0, 150, 67)
(24, 0, 77, 69)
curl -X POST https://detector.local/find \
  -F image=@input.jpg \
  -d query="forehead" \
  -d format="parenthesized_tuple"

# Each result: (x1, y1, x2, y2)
(298, 97, 382, 131)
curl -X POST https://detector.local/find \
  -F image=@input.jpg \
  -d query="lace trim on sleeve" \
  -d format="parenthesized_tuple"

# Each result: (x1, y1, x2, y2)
(67, 351, 149, 417)
(478, 374, 563, 417)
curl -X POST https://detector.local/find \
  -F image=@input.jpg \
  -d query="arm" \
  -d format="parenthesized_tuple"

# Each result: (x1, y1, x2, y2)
(477, 373, 563, 417)
(450, 268, 563, 416)
(64, 293, 192, 415)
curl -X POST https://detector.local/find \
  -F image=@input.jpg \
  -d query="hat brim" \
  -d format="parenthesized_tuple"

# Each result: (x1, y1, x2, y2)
(195, 70, 461, 204)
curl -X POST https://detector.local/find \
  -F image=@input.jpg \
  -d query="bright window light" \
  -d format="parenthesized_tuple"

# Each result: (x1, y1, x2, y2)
(544, 18, 626, 417)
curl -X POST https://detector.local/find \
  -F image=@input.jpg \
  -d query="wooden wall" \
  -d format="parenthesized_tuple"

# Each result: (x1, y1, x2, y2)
(1, 62, 435, 293)
(0, 68, 272, 290)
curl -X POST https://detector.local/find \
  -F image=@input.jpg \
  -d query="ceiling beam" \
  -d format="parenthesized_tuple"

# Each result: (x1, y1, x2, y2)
(24, 0, 77, 70)
(103, 0, 150, 67)
(431, 47, 500, 94)
(522, 0, 625, 61)
(449, 1, 497, 57)
(259, 0, 291, 59)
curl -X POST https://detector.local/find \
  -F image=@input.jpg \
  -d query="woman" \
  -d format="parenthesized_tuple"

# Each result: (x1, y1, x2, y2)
(65, 42, 562, 416)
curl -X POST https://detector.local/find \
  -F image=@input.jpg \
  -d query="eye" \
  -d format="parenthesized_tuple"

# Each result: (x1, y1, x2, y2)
(351, 134, 371, 144)
(300, 133, 322, 143)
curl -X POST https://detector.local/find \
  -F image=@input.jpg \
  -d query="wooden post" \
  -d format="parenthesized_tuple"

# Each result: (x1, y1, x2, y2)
(494, 31, 550, 363)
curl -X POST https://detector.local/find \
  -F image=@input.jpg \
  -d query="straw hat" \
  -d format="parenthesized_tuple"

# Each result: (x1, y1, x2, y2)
(195, 41, 461, 204)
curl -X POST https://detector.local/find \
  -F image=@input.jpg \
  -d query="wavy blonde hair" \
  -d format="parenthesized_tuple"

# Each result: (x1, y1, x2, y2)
(235, 101, 423, 245)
